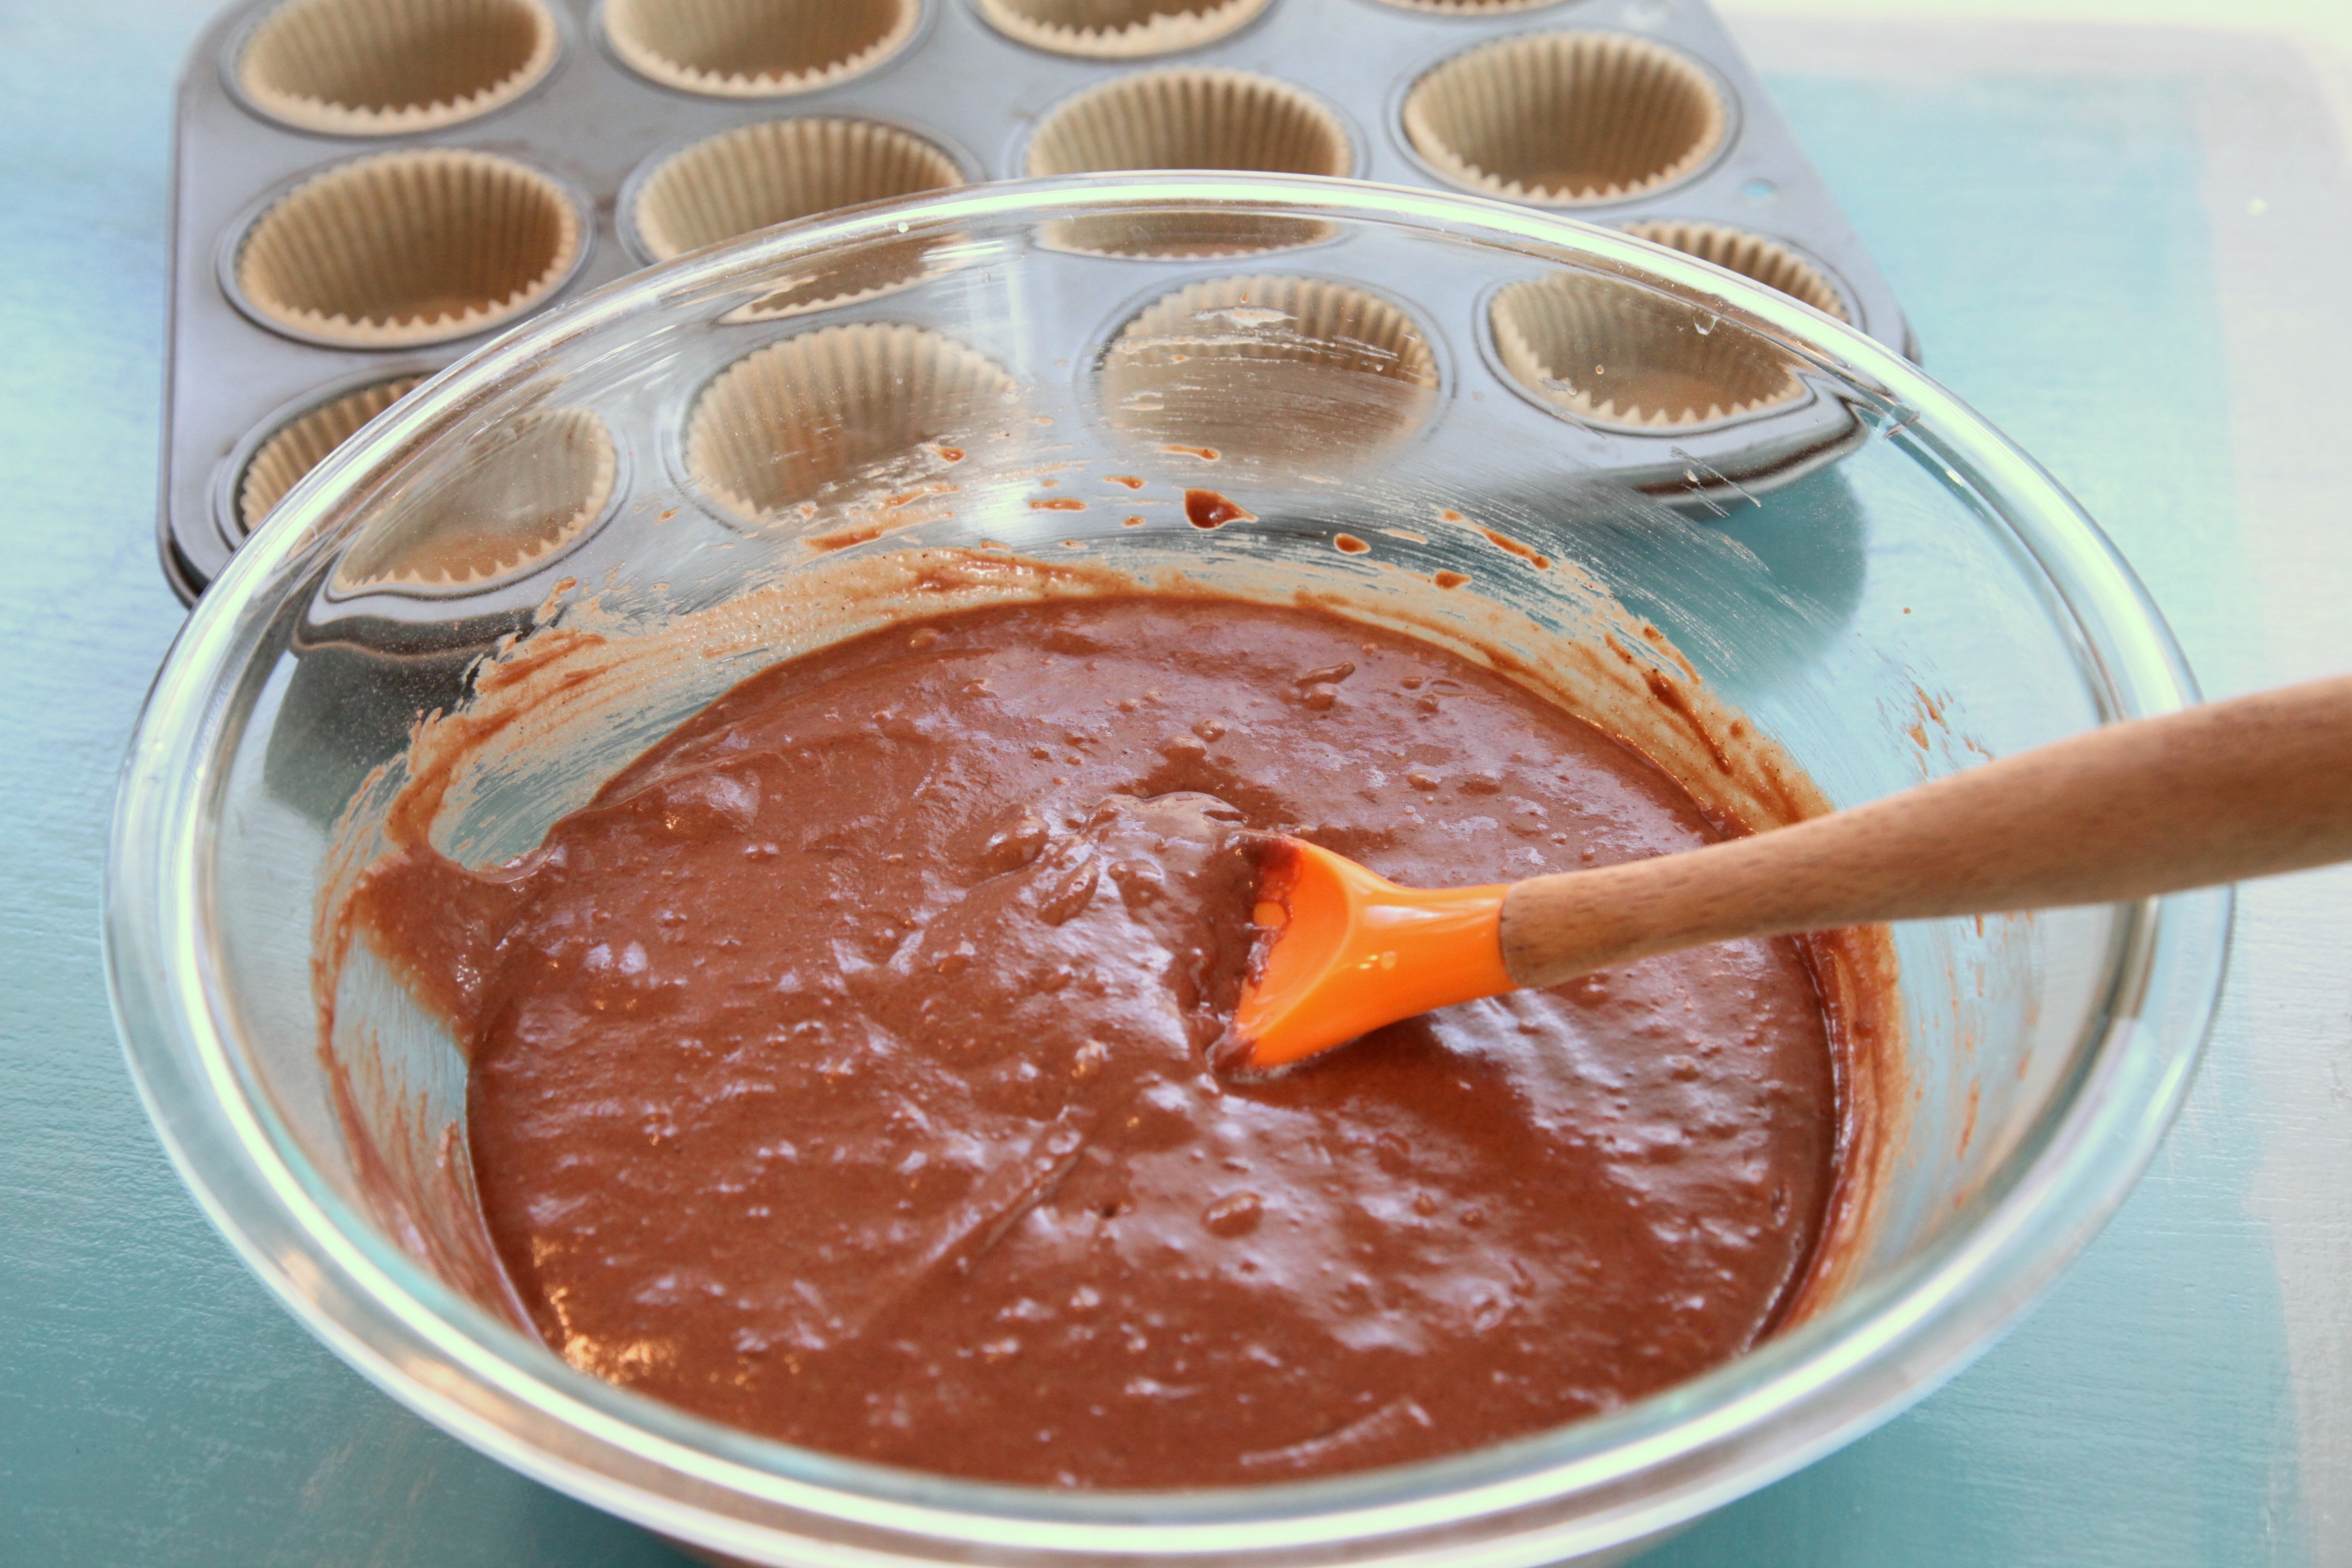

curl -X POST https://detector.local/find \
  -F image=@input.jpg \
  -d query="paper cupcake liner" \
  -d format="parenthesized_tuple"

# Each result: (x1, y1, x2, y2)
(686, 324, 1021, 522)
(602, 0, 918, 98)
(235, 150, 581, 348)
(332, 407, 616, 592)
(237, 376, 426, 534)
(1403, 33, 1727, 205)
(1100, 275, 1438, 466)
(237, 0, 559, 136)
(632, 117, 962, 263)
(1623, 219, 1852, 322)
(1027, 69, 1349, 256)
(972, 0, 1271, 59)
(1028, 67, 1350, 179)
(1491, 271, 1801, 429)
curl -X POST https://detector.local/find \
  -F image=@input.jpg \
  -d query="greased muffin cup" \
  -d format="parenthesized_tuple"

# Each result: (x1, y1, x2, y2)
(1027, 68, 1349, 255)
(236, 376, 426, 533)
(235, 0, 561, 135)
(165, 0, 1921, 602)
(1625, 219, 1852, 322)
(231, 149, 584, 348)
(601, 0, 918, 97)
(1403, 32, 1729, 205)
(972, 0, 1272, 58)
(330, 405, 616, 592)
(1100, 274, 1439, 469)
(1491, 268, 1803, 429)
(684, 323, 1020, 522)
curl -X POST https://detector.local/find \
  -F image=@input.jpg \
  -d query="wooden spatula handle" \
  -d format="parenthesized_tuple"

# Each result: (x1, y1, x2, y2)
(1499, 673, 2352, 989)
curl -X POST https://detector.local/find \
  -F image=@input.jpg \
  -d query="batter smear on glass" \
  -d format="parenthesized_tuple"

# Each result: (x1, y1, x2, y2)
(345, 595, 1847, 1488)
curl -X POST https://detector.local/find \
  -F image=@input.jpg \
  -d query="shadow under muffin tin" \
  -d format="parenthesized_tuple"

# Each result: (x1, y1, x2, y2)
(162, 0, 1914, 605)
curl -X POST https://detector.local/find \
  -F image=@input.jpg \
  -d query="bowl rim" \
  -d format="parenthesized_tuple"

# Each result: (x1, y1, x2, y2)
(107, 171, 2231, 1565)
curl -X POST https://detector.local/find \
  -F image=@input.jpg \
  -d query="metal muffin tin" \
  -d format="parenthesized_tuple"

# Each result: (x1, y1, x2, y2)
(162, 0, 1915, 605)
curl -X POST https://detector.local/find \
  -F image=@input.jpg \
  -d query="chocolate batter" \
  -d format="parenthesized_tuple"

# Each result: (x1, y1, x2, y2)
(345, 595, 1843, 1488)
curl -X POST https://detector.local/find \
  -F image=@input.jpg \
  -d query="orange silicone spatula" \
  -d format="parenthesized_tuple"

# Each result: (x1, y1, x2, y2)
(1220, 672, 2352, 1074)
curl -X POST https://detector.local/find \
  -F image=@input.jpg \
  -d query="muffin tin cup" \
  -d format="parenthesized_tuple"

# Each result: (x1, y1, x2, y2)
(1622, 219, 1854, 323)
(1026, 67, 1352, 181)
(683, 323, 1021, 524)
(1099, 273, 1442, 470)
(1489, 269, 1807, 430)
(235, 374, 429, 534)
(1402, 31, 1730, 205)
(972, 0, 1273, 59)
(330, 405, 620, 594)
(226, 149, 587, 348)
(601, 0, 921, 97)
(233, 0, 564, 135)
(624, 117, 967, 319)
(630, 118, 966, 263)
(1026, 68, 1351, 256)
(165, 0, 1917, 603)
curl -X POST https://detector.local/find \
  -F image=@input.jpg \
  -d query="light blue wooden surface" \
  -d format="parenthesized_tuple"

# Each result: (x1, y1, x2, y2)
(5, 4, 2345, 1563)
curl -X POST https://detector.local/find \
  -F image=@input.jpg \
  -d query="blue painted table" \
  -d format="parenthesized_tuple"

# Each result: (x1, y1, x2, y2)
(7, 5, 2347, 1562)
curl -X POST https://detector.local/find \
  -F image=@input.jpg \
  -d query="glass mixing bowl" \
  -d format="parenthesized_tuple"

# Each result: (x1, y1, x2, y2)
(108, 174, 2227, 1566)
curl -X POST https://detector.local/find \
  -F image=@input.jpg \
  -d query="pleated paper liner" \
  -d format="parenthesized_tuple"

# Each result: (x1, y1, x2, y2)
(331, 407, 616, 594)
(972, 0, 1271, 59)
(634, 119, 962, 260)
(234, 149, 581, 348)
(1404, 33, 1727, 205)
(236, 0, 560, 136)
(632, 117, 962, 320)
(1100, 275, 1438, 470)
(1623, 219, 1853, 322)
(685, 324, 1021, 523)
(602, 0, 917, 98)
(1027, 69, 1348, 257)
(237, 376, 426, 534)
(1491, 271, 1803, 431)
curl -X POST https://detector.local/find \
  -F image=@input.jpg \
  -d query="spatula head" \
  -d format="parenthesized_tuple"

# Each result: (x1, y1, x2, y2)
(1214, 838, 1514, 1075)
